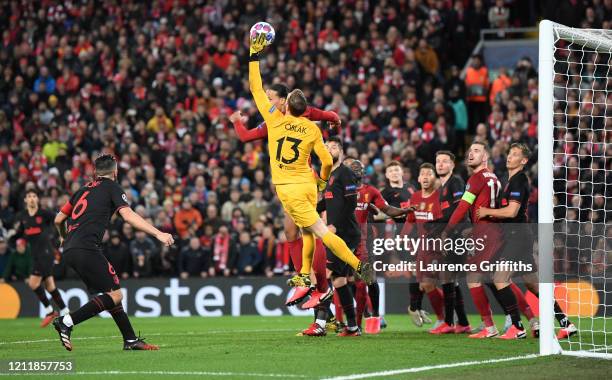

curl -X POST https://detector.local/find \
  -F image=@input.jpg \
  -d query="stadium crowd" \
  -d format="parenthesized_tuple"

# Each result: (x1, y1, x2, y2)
(0, 0, 610, 281)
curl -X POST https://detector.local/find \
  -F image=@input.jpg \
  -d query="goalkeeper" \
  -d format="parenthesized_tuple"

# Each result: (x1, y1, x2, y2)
(248, 33, 373, 287)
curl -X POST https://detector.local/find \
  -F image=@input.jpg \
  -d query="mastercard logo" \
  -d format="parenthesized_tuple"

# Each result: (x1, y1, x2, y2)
(555, 280, 600, 317)
(0, 283, 21, 318)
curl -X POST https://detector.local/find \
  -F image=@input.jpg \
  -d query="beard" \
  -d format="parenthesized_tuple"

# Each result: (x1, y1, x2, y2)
(332, 155, 340, 164)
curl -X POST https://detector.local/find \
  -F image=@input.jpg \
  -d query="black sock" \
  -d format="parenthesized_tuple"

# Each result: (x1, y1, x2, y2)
(33, 286, 51, 308)
(350, 283, 356, 300)
(109, 304, 137, 341)
(409, 282, 423, 310)
(454, 285, 469, 326)
(554, 301, 570, 327)
(316, 298, 330, 322)
(336, 285, 357, 329)
(49, 288, 67, 310)
(497, 285, 524, 330)
(368, 282, 380, 317)
(326, 303, 335, 321)
(70, 294, 115, 326)
(486, 283, 508, 314)
(442, 283, 455, 325)
(533, 290, 569, 327)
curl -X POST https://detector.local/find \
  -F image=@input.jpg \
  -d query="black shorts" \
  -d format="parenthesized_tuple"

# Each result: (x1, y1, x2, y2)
(63, 248, 120, 294)
(326, 234, 360, 278)
(31, 252, 54, 278)
(497, 227, 536, 271)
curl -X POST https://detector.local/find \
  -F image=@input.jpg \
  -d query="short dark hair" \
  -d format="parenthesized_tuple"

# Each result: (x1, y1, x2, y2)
(510, 142, 531, 159)
(419, 162, 436, 173)
(385, 160, 402, 172)
(435, 150, 456, 162)
(94, 154, 117, 177)
(288, 89, 307, 116)
(269, 83, 289, 99)
(24, 188, 39, 197)
(327, 136, 343, 151)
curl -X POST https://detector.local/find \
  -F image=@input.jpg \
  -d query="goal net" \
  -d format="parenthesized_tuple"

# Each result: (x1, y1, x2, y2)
(538, 20, 612, 358)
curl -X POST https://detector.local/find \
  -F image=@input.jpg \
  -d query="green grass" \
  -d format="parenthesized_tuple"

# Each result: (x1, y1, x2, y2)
(0, 315, 609, 379)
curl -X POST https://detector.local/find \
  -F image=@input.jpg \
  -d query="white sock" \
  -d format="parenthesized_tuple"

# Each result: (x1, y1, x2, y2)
(62, 314, 74, 327)
(315, 319, 326, 328)
(44, 305, 53, 314)
(60, 308, 70, 316)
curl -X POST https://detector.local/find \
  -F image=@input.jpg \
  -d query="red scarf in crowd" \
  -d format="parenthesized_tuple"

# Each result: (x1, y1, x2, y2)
(214, 233, 230, 270)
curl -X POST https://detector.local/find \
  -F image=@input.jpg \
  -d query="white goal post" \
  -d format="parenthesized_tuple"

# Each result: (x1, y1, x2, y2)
(538, 20, 612, 359)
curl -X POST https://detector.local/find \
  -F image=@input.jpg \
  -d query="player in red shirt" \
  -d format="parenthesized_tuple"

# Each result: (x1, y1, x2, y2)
(447, 141, 505, 338)
(401, 163, 446, 333)
(348, 159, 412, 333)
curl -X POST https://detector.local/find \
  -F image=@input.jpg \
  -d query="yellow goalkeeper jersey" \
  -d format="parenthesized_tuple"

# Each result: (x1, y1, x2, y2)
(249, 61, 332, 185)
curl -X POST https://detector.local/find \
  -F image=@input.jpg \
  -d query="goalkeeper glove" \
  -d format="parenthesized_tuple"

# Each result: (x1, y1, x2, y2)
(316, 177, 328, 192)
(249, 33, 267, 58)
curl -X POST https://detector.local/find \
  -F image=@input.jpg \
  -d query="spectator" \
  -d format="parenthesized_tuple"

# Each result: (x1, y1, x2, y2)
(179, 237, 210, 279)
(174, 199, 203, 240)
(236, 231, 260, 275)
(103, 230, 131, 279)
(212, 225, 236, 277)
(221, 188, 243, 222)
(129, 231, 158, 278)
(146, 106, 174, 133)
(244, 187, 268, 226)
(0, 237, 11, 277)
(464, 54, 490, 133)
(488, 0, 510, 28)
(2, 238, 30, 282)
(489, 67, 512, 105)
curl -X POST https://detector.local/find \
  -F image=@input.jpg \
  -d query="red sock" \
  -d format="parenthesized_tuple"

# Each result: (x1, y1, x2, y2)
(469, 286, 494, 327)
(287, 238, 303, 273)
(354, 280, 367, 328)
(510, 283, 534, 320)
(333, 292, 344, 323)
(313, 240, 328, 293)
(427, 288, 445, 321)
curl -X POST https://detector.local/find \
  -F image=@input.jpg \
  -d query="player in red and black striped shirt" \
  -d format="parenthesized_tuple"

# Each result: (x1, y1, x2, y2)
(52, 155, 174, 351)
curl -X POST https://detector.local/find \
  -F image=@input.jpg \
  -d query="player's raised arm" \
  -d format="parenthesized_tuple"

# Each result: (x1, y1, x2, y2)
(304, 106, 341, 128)
(229, 111, 268, 142)
(248, 36, 281, 126)
(118, 207, 174, 247)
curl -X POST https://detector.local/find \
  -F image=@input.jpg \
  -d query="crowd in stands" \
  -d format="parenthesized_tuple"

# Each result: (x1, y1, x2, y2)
(0, 0, 610, 281)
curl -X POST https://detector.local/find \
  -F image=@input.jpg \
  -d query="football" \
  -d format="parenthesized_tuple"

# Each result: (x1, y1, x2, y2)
(249, 21, 275, 46)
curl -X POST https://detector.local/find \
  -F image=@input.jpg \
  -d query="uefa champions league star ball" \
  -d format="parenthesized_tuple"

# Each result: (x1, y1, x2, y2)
(250, 22, 275, 46)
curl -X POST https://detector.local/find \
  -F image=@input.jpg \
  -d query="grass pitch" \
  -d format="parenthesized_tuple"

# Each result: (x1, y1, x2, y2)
(0, 315, 610, 379)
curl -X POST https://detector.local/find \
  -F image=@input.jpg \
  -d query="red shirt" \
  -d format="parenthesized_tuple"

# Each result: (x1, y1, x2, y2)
(355, 184, 389, 225)
(462, 168, 501, 224)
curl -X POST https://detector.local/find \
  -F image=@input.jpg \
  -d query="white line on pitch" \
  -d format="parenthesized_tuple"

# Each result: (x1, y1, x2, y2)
(0, 329, 296, 345)
(322, 354, 540, 380)
(0, 370, 309, 378)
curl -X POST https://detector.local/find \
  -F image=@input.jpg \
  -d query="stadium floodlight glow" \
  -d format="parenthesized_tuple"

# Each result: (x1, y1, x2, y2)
(538, 20, 612, 359)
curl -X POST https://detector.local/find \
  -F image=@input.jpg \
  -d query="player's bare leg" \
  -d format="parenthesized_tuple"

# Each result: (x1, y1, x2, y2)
(53, 289, 158, 351)
(298, 219, 373, 284)
(467, 273, 499, 338)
